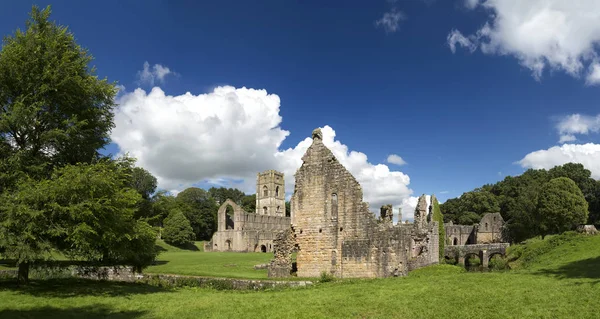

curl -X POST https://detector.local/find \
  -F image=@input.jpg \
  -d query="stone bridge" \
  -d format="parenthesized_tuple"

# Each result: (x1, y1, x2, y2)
(444, 243, 510, 268)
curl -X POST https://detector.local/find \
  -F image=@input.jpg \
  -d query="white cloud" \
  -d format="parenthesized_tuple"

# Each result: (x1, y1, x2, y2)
(448, 0, 600, 82)
(375, 9, 406, 33)
(387, 154, 407, 166)
(518, 143, 600, 179)
(439, 190, 449, 194)
(112, 86, 415, 218)
(556, 113, 600, 143)
(136, 61, 174, 86)
(447, 29, 477, 53)
(585, 62, 600, 85)
(464, 0, 481, 10)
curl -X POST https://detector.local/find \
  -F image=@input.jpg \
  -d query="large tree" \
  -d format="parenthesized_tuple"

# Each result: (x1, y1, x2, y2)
(0, 5, 116, 187)
(536, 177, 588, 238)
(0, 158, 159, 284)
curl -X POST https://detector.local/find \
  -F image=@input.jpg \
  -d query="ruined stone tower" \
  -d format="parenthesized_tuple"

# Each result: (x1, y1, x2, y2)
(256, 170, 286, 217)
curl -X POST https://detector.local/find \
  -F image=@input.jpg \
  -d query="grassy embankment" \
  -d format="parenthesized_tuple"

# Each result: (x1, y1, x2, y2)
(0, 233, 599, 318)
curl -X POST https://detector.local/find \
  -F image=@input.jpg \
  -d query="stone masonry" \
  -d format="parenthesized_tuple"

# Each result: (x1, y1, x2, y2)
(445, 212, 506, 246)
(269, 128, 439, 278)
(205, 170, 291, 253)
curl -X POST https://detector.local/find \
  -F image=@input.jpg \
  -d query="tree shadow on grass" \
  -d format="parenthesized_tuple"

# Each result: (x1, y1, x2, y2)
(534, 256, 600, 284)
(0, 278, 173, 298)
(0, 304, 147, 319)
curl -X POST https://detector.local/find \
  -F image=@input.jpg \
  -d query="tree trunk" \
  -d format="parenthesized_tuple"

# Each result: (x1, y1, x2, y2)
(17, 262, 30, 286)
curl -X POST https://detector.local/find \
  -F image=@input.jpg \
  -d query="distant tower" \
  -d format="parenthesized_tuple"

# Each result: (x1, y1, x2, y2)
(256, 170, 286, 217)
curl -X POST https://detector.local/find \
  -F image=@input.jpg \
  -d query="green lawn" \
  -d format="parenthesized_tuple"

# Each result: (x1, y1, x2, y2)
(1, 235, 599, 318)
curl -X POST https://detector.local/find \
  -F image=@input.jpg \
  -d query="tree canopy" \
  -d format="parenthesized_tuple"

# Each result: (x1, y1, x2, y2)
(536, 177, 588, 238)
(441, 163, 599, 243)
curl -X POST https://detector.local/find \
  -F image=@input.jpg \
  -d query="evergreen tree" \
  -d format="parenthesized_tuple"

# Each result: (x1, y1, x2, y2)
(162, 210, 194, 247)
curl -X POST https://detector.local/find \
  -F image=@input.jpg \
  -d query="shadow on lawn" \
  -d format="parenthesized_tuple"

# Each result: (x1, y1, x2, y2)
(0, 278, 173, 298)
(0, 304, 147, 319)
(534, 256, 600, 284)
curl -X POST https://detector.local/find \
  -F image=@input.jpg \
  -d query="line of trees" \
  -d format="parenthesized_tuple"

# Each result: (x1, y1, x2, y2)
(441, 163, 598, 243)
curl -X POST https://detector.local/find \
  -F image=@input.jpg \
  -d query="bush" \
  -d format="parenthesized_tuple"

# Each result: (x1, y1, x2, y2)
(162, 210, 195, 247)
(488, 256, 508, 271)
(319, 271, 336, 283)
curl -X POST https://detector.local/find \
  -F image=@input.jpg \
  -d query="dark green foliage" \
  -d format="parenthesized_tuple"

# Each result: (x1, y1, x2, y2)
(0, 158, 159, 279)
(442, 163, 600, 243)
(440, 189, 499, 225)
(319, 271, 336, 283)
(130, 167, 157, 200)
(431, 196, 445, 261)
(0, 5, 117, 187)
(162, 211, 194, 247)
(176, 188, 218, 240)
(207, 187, 245, 205)
(241, 194, 256, 213)
(536, 177, 588, 238)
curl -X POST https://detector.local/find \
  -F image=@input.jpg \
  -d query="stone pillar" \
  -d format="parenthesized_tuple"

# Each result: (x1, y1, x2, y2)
(458, 255, 465, 266)
(481, 250, 489, 268)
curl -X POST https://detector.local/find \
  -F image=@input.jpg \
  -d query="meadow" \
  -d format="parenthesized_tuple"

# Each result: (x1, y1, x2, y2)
(0, 234, 599, 318)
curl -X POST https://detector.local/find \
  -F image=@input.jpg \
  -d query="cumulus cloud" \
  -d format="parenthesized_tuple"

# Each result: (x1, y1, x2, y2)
(112, 85, 415, 217)
(136, 61, 174, 86)
(556, 113, 600, 143)
(387, 154, 407, 166)
(448, 0, 600, 82)
(518, 143, 600, 179)
(375, 8, 406, 33)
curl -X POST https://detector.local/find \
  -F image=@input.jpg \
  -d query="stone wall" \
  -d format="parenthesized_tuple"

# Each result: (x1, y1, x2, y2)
(444, 213, 506, 245)
(285, 128, 439, 278)
(206, 177, 291, 253)
(476, 213, 505, 243)
(445, 224, 476, 246)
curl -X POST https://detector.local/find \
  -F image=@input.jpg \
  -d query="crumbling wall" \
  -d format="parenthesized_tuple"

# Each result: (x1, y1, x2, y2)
(289, 128, 439, 278)
(268, 228, 296, 277)
(476, 213, 505, 243)
(206, 198, 290, 252)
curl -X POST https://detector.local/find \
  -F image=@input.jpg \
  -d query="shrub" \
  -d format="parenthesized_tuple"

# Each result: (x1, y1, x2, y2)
(162, 210, 195, 247)
(319, 271, 336, 283)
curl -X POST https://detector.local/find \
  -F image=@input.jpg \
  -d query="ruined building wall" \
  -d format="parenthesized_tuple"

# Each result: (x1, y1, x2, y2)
(444, 213, 506, 245)
(205, 172, 291, 253)
(476, 213, 505, 244)
(445, 225, 476, 246)
(290, 128, 438, 278)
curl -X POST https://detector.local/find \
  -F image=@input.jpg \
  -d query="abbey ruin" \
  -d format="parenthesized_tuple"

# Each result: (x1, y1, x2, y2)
(268, 128, 440, 278)
(207, 127, 509, 277)
(204, 170, 290, 253)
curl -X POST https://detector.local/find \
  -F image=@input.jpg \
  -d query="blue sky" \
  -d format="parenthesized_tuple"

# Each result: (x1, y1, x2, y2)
(2, 0, 600, 218)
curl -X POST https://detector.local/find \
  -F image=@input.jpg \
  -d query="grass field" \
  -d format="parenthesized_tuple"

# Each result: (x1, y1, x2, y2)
(146, 240, 274, 279)
(1, 234, 599, 318)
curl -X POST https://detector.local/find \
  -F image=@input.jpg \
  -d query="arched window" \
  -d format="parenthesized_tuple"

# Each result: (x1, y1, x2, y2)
(485, 223, 488, 230)
(453, 238, 458, 246)
(276, 206, 280, 214)
(263, 206, 268, 214)
(263, 186, 268, 197)
(275, 186, 279, 197)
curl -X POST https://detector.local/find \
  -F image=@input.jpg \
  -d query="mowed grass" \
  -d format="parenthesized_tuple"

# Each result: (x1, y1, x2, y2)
(0, 235, 599, 318)
(146, 240, 274, 279)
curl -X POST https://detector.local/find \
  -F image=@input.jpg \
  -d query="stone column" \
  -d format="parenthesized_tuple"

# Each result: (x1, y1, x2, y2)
(481, 250, 489, 268)
(458, 255, 465, 266)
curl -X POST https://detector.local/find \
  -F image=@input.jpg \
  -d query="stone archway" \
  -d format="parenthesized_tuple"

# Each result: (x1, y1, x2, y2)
(261, 245, 267, 253)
